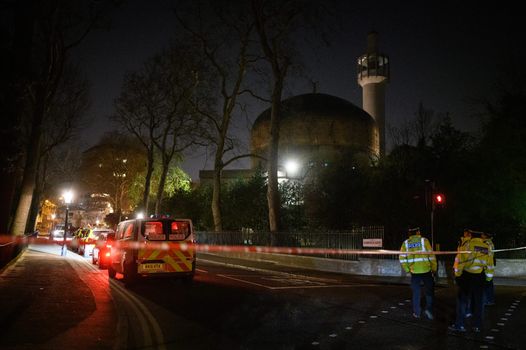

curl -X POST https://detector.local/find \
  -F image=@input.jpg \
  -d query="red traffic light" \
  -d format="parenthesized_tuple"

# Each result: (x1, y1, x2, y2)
(434, 193, 445, 204)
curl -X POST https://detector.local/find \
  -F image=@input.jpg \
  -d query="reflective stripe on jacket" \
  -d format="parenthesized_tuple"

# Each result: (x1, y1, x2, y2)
(399, 235, 437, 274)
(453, 237, 494, 281)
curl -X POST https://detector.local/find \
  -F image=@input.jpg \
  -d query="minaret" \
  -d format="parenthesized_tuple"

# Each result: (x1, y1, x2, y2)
(357, 31, 389, 157)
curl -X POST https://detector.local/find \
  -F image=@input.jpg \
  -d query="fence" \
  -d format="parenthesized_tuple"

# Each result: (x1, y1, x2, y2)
(196, 226, 385, 261)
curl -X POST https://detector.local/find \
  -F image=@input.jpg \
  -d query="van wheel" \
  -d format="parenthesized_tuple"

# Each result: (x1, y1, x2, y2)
(108, 265, 116, 279)
(123, 264, 137, 287)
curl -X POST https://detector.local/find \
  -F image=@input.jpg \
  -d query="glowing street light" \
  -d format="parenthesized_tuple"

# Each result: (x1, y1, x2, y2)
(61, 190, 74, 256)
(284, 159, 300, 177)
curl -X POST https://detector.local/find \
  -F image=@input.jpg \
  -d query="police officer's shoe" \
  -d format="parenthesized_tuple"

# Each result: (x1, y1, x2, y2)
(424, 310, 434, 320)
(448, 324, 466, 333)
(472, 327, 481, 333)
(412, 313, 420, 319)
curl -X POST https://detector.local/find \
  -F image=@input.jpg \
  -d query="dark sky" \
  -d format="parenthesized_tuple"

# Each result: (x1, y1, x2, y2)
(73, 1, 524, 180)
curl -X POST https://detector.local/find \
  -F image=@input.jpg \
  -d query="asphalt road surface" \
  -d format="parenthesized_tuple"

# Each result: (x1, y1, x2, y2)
(113, 253, 526, 350)
(3, 245, 523, 350)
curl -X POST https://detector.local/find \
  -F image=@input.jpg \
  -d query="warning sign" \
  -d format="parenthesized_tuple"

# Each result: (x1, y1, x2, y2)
(362, 238, 383, 248)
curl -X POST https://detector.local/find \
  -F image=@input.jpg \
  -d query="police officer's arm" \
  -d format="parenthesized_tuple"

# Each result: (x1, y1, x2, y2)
(399, 241, 410, 273)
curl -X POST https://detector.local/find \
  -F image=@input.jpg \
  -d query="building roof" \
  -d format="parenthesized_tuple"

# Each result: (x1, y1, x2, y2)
(252, 93, 374, 129)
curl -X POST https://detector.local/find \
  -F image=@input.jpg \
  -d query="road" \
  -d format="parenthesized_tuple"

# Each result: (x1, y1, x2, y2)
(1, 245, 525, 350)
(109, 253, 526, 350)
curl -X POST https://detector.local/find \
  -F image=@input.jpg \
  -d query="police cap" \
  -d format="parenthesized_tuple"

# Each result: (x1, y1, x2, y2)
(408, 227, 421, 235)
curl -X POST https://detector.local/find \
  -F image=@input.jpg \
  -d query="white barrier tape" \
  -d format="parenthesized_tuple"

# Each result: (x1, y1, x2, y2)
(1, 235, 525, 256)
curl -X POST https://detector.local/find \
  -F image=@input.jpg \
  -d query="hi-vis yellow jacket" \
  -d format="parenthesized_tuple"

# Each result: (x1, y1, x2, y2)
(399, 235, 437, 274)
(453, 237, 494, 281)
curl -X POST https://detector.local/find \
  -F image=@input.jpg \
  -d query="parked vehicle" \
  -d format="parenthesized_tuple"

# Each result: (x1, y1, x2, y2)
(108, 217, 196, 287)
(79, 228, 115, 257)
(92, 232, 114, 269)
(50, 224, 74, 242)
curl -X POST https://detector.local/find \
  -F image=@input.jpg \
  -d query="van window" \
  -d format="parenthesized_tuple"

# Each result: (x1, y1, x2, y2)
(116, 223, 124, 240)
(169, 221, 190, 240)
(123, 223, 134, 239)
(143, 221, 165, 240)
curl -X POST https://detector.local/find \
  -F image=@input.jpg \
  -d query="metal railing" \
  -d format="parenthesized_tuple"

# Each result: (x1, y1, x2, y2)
(196, 226, 385, 261)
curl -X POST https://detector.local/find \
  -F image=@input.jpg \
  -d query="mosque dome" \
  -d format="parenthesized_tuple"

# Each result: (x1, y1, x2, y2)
(251, 93, 378, 169)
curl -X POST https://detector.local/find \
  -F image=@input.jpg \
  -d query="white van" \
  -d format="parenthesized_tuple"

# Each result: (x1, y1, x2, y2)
(108, 217, 196, 286)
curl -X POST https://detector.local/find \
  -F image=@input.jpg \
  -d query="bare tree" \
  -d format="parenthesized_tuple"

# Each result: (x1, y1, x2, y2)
(414, 102, 436, 147)
(251, 0, 331, 233)
(113, 46, 201, 215)
(7, 0, 111, 236)
(389, 102, 438, 149)
(175, 2, 257, 231)
(26, 63, 90, 232)
(113, 70, 158, 215)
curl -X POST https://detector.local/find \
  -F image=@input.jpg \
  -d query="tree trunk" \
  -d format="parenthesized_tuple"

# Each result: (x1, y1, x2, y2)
(10, 84, 45, 236)
(154, 158, 169, 215)
(211, 167, 222, 232)
(142, 145, 154, 215)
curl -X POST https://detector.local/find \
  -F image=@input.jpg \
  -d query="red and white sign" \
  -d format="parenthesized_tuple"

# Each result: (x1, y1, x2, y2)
(362, 238, 383, 248)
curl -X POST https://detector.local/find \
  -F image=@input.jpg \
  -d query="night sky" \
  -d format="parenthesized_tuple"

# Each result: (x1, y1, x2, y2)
(73, 1, 524, 180)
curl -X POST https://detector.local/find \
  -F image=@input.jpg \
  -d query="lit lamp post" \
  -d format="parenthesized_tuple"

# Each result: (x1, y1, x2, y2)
(61, 190, 74, 256)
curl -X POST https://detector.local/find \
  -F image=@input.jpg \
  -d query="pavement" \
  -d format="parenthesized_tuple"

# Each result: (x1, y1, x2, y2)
(0, 242, 117, 350)
(0, 244, 525, 350)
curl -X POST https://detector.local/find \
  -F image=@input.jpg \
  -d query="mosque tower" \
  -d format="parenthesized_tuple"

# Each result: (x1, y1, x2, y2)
(357, 31, 389, 157)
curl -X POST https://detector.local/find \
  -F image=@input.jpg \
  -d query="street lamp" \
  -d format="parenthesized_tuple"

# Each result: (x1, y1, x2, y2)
(284, 159, 300, 178)
(61, 190, 74, 256)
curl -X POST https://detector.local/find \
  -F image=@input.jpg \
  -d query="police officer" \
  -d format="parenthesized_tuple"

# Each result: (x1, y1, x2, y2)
(449, 230, 494, 333)
(399, 227, 437, 320)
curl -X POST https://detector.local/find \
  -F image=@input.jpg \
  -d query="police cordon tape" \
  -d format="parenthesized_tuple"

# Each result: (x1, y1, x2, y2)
(1, 234, 525, 256)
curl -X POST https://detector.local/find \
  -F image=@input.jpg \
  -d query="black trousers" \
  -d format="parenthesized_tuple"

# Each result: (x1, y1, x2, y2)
(456, 271, 485, 328)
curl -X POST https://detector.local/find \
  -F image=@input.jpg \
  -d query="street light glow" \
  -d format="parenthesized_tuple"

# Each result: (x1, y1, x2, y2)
(284, 160, 300, 176)
(136, 212, 145, 219)
(63, 190, 74, 204)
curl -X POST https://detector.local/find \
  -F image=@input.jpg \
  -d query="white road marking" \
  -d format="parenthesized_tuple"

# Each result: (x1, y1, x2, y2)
(497, 322, 505, 326)
(196, 268, 208, 273)
(345, 326, 352, 330)
(501, 317, 508, 321)
(329, 334, 337, 338)
(491, 328, 499, 332)
(312, 341, 319, 346)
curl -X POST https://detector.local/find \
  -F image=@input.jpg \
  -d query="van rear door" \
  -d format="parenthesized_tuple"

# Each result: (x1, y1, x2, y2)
(137, 220, 195, 275)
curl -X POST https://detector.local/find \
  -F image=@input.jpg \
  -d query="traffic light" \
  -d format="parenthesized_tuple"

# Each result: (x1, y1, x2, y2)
(433, 193, 445, 206)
